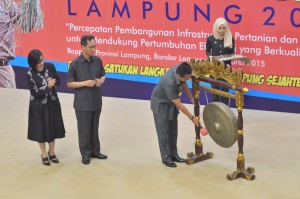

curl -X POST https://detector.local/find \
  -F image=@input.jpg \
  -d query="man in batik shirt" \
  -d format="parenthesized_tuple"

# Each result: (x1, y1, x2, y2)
(0, 0, 20, 88)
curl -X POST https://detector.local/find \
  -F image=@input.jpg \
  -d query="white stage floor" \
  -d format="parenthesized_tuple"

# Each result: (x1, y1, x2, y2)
(0, 87, 300, 199)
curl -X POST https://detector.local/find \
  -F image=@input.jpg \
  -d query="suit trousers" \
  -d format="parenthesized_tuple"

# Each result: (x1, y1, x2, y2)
(75, 109, 101, 159)
(153, 112, 178, 162)
(0, 65, 16, 88)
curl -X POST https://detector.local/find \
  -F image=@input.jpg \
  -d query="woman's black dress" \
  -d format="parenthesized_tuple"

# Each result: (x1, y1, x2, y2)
(26, 63, 65, 143)
(205, 35, 235, 105)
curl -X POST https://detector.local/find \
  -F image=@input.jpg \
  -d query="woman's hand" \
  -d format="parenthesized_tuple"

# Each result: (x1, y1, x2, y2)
(48, 78, 56, 88)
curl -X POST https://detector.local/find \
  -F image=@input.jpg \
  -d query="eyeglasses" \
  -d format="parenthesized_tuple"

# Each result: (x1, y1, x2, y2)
(38, 57, 45, 64)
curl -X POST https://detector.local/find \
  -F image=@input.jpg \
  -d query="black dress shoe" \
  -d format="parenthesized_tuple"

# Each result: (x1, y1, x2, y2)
(172, 155, 186, 163)
(163, 160, 177, 168)
(41, 156, 51, 166)
(82, 158, 90, 165)
(91, 153, 107, 159)
(48, 152, 59, 163)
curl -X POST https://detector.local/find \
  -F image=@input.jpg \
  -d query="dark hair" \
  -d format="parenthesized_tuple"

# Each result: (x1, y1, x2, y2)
(27, 49, 43, 69)
(81, 35, 95, 46)
(176, 62, 192, 77)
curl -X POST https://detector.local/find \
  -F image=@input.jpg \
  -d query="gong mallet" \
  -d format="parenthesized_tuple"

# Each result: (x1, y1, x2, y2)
(199, 123, 208, 136)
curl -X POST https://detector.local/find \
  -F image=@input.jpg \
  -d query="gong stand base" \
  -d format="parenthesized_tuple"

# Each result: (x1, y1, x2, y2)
(227, 167, 255, 181)
(186, 151, 213, 165)
(185, 139, 213, 165)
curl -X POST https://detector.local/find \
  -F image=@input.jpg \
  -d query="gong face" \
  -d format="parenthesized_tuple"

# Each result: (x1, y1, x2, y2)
(203, 102, 237, 148)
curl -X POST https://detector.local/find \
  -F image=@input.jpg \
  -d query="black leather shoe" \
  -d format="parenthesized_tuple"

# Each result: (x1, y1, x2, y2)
(163, 160, 177, 168)
(82, 158, 90, 165)
(48, 152, 59, 163)
(41, 156, 50, 166)
(91, 153, 107, 159)
(172, 155, 186, 163)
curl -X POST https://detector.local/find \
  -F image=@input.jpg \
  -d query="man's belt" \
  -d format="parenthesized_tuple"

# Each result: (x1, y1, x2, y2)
(0, 60, 9, 66)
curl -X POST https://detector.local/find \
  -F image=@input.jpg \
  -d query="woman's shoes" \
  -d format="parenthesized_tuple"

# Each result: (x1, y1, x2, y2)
(41, 156, 50, 166)
(48, 152, 59, 163)
(41, 153, 59, 166)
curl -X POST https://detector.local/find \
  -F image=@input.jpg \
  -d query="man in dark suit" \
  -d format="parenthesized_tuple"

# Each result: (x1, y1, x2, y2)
(151, 62, 199, 168)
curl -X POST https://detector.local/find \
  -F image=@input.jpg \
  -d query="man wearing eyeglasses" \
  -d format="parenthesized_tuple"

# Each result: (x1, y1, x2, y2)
(67, 35, 107, 165)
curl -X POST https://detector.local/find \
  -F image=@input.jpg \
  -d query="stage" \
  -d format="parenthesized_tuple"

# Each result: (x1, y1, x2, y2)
(0, 87, 299, 199)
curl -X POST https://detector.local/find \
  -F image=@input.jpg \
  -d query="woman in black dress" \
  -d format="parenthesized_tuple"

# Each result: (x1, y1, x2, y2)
(206, 18, 235, 105)
(26, 49, 65, 166)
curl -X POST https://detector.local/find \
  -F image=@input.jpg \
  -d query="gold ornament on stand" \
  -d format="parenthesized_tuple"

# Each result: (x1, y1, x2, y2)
(186, 57, 255, 181)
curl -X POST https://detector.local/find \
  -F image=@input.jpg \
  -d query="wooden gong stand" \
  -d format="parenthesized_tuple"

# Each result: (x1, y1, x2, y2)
(186, 58, 255, 181)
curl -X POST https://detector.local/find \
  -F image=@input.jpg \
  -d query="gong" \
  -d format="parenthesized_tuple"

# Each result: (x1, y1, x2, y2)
(203, 102, 237, 148)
